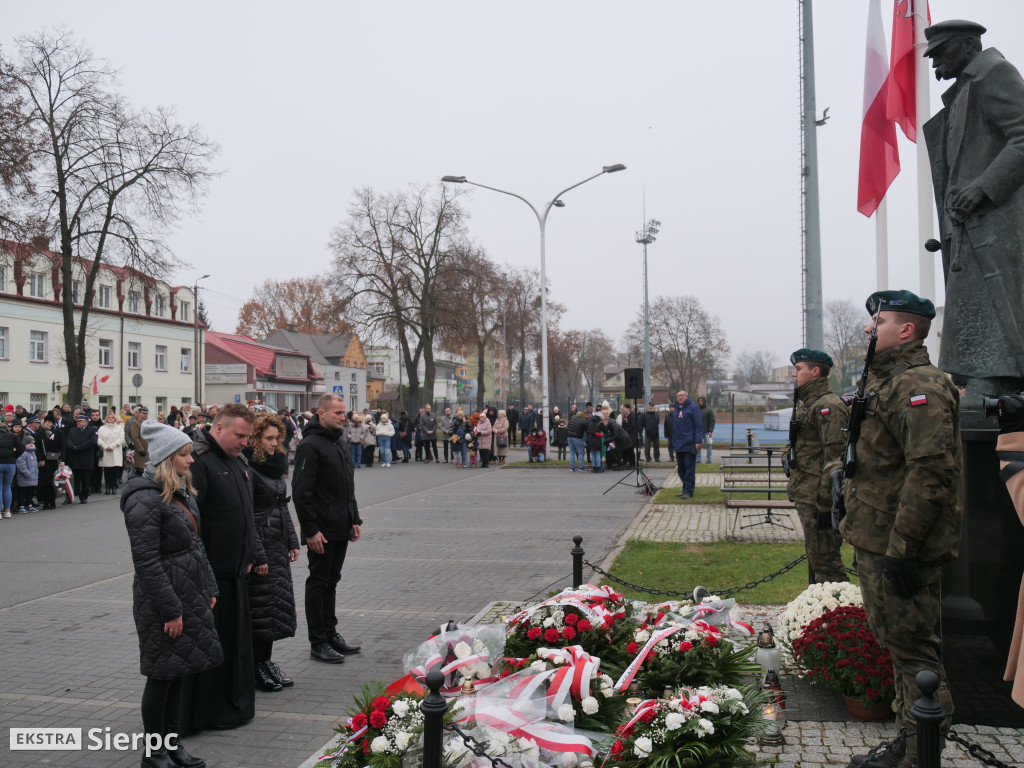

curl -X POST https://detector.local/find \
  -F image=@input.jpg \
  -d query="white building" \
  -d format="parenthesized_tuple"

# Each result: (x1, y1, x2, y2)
(364, 345, 467, 404)
(0, 239, 200, 414)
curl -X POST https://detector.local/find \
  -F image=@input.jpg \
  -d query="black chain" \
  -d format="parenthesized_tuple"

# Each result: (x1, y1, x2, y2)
(947, 729, 1020, 768)
(444, 722, 517, 768)
(584, 554, 808, 599)
(860, 729, 907, 765)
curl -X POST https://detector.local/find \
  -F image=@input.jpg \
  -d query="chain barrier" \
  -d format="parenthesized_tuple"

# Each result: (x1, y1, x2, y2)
(947, 729, 1020, 768)
(860, 729, 907, 765)
(444, 722, 517, 768)
(583, 554, 809, 599)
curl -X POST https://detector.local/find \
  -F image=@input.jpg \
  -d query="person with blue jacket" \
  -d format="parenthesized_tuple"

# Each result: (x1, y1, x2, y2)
(670, 390, 704, 499)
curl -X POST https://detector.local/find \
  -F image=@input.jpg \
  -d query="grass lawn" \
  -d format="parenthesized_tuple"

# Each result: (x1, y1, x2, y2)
(652, 485, 785, 506)
(600, 539, 858, 605)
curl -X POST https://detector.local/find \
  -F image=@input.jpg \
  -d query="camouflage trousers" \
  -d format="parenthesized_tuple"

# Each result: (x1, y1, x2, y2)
(794, 504, 846, 583)
(856, 548, 953, 757)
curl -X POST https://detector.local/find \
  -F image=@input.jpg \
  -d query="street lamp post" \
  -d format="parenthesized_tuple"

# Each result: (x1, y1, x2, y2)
(635, 219, 661, 409)
(442, 165, 626, 424)
(193, 274, 210, 406)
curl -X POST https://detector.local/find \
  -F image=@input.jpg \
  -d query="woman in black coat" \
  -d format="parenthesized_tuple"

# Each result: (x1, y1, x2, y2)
(243, 415, 300, 692)
(122, 420, 222, 768)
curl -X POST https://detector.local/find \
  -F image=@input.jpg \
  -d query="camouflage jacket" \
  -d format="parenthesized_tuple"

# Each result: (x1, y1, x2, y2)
(840, 340, 963, 563)
(787, 377, 849, 509)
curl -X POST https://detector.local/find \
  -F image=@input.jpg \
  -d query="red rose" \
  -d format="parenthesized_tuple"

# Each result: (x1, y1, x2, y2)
(351, 713, 367, 730)
(564, 613, 579, 626)
(562, 626, 576, 640)
(626, 642, 639, 654)
(678, 641, 693, 652)
(577, 620, 593, 632)
(372, 696, 390, 711)
(611, 740, 624, 755)
(527, 627, 542, 640)
(369, 710, 387, 729)
(544, 628, 560, 643)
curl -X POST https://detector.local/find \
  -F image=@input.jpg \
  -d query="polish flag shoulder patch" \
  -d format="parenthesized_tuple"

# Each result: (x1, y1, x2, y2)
(819, 407, 831, 415)
(909, 394, 928, 407)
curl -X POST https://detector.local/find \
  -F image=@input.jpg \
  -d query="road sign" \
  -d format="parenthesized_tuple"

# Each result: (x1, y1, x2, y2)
(333, 385, 344, 395)
(131, 374, 143, 388)
(234, 394, 241, 403)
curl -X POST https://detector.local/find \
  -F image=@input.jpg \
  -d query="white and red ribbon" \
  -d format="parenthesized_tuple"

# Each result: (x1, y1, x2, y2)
(614, 625, 689, 691)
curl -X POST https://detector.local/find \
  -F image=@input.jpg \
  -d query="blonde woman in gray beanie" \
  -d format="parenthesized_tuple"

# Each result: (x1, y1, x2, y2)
(122, 420, 222, 768)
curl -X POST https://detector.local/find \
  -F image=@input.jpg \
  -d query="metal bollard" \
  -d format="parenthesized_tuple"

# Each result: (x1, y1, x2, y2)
(571, 535, 584, 588)
(420, 664, 449, 768)
(911, 669, 946, 768)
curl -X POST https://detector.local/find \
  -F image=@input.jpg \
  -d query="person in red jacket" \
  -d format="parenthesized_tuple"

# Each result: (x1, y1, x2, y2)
(524, 427, 547, 462)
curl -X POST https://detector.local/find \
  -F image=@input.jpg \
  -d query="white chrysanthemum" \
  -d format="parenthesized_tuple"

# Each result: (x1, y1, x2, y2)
(454, 641, 472, 659)
(665, 712, 684, 730)
(581, 696, 600, 715)
(395, 732, 412, 750)
(697, 718, 715, 736)
(558, 703, 575, 722)
(599, 674, 614, 689)
(392, 699, 410, 717)
(657, 639, 669, 648)
(518, 737, 540, 760)
(552, 655, 567, 666)
(635, 630, 650, 643)
(700, 700, 720, 714)
(531, 660, 547, 671)
(634, 737, 653, 757)
(370, 735, 390, 753)
(472, 639, 487, 654)
(490, 731, 511, 750)
(543, 617, 556, 628)
(721, 687, 742, 700)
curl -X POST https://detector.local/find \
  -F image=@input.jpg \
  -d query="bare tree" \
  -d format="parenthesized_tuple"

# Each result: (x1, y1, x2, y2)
(575, 329, 616, 403)
(824, 298, 865, 389)
(6, 30, 218, 404)
(235, 276, 349, 338)
(329, 184, 466, 409)
(544, 327, 584, 409)
(0, 47, 38, 237)
(625, 296, 730, 393)
(733, 350, 777, 387)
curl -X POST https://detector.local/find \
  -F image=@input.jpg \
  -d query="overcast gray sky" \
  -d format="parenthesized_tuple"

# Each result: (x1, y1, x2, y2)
(7, 1, 1023, 370)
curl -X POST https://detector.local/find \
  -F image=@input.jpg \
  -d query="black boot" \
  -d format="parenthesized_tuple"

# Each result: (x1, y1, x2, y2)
(264, 660, 293, 687)
(850, 735, 907, 768)
(141, 748, 177, 768)
(165, 735, 205, 768)
(255, 661, 283, 692)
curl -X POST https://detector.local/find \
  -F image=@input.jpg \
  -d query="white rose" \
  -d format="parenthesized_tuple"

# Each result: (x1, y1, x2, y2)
(370, 735, 390, 753)
(454, 641, 472, 659)
(558, 703, 575, 722)
(665, 713, 684, 730)
(634, 737, 653, 757)
(392, 699, 410, 717)
(582, 696, 600, 715)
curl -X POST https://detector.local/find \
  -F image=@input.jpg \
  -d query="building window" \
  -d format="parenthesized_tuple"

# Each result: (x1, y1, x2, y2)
(30, 393, 45, 412)
(370, 361, 386, 376)
(29, 330, 47, 362)
(98, 284, 112, 309)
(155, 397, 167, 414)
(72, 280, 82, 304)
(180, 347, 192, 373)
(181, 397, 191, 406)
(128, 290, 140, 313)
(180, 300, 191, 323)
(128, 341, 141, 369)
(155, 345, 167, 371)
(334, 371, 340, 380)
(154, 295, 166, 317)
(128, 395, 140, 407)
(0, 264, 6, 292)
(0, 327, 7, 359)
(351, 372, 356, 381)
(29, 272, 45, 298)
(0, 392, 7, 407)
(98, 338, 113, 367)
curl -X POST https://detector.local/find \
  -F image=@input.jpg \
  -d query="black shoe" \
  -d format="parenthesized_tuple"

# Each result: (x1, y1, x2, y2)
(850, 737, 907, 768)
(62, 499, 73, 506)
(141, 748, 177, 768)
(328, 634, 361, 654)
(402, 458, 409, 463)
(264, 660, 294, 687)
(79, 497, 87, 504)
(255, 662, 283, 691)
(310, 642, 345, 663)
(166, 735, 206, 768)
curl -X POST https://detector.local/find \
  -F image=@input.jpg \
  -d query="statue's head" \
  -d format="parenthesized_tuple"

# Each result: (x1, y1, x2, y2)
(924, 19, 985, 81)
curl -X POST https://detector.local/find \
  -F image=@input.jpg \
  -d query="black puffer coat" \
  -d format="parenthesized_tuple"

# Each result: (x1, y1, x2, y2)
(122, 474, 224, 680)
(245, 449, 299, 642)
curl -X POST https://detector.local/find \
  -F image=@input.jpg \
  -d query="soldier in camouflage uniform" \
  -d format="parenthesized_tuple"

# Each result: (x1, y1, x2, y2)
(841, 290, 963, 768)
(786, 348, 849, 583)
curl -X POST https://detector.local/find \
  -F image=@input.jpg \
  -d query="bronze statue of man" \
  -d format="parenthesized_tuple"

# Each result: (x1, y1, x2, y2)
(923, 20, 1024, 399)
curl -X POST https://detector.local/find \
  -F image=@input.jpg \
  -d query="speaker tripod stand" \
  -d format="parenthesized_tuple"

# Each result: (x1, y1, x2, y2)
(603, 398, 658, 497)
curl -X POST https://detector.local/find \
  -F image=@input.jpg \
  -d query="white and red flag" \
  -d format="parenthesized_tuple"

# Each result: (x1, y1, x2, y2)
(886, 0, 930, 141)
(858, 0, 900, 217)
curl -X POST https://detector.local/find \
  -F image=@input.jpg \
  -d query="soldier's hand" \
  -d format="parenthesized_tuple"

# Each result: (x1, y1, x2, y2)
(883, 555, 924, 597)
(816, 508, 834, 531)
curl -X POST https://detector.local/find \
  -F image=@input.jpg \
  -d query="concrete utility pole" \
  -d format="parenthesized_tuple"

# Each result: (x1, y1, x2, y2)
(799, 0, 824, 349)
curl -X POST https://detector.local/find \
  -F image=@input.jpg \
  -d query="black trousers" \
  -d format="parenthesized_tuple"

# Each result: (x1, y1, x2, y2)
(73, 469, 91, 501)
(305, 540, 349, 644)
(509, 425, 519, 447)
(39, 461, 58, 505)
(424, 438, 439, 461)
(142, 677, 183, 738)
(103, 466, 121, 490)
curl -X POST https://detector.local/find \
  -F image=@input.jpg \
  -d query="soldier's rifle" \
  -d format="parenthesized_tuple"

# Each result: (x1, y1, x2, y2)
(843, 304, 882, 479)
(783, 383, 799, 478)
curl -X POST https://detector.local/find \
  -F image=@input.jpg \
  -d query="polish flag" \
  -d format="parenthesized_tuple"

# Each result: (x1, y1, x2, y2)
(92, 375, 99, 395)
(886, 0, 930, 141)
(858, 0, 900, 217)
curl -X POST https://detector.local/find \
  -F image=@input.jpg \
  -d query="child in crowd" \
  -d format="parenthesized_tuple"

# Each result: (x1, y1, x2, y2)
(15, 435, 38, 513)
(525, 427, 547, 462)
(552, 419, 568, 461)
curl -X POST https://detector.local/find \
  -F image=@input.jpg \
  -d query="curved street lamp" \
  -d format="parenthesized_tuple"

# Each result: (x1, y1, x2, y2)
(441, 164, 626, 424)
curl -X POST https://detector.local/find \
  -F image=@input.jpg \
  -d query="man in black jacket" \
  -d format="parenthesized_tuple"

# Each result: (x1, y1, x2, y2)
(642, 407, 662, 463)
(292, 393, 363, 664)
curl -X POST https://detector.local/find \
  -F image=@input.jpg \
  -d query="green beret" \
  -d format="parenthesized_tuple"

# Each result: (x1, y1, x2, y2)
(923, 19, 986, 56)
(865, 289, 936, 319)
(790, 348, 834, 368)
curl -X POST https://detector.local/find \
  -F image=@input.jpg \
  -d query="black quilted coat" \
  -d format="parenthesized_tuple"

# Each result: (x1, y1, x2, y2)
(122, 475, 224, 680)
(245, 449, 299, 642)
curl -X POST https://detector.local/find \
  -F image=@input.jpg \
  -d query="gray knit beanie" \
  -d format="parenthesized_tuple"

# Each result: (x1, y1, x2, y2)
(142, 421, 192, 466)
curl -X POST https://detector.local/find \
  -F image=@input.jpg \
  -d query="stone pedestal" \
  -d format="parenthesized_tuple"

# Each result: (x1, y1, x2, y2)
(941, 427, 1024, 726)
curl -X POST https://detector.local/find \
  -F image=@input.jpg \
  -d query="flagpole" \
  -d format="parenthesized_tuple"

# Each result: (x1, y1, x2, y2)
(876, 197, 889, 290)
(913, 1, 935, 301)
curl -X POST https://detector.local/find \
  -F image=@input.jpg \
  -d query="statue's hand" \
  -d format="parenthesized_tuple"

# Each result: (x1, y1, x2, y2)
(949, 184, 986, 218)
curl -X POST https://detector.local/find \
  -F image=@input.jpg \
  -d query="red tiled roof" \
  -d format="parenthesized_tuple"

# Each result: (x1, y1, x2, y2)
(205, 331, 321, 381)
